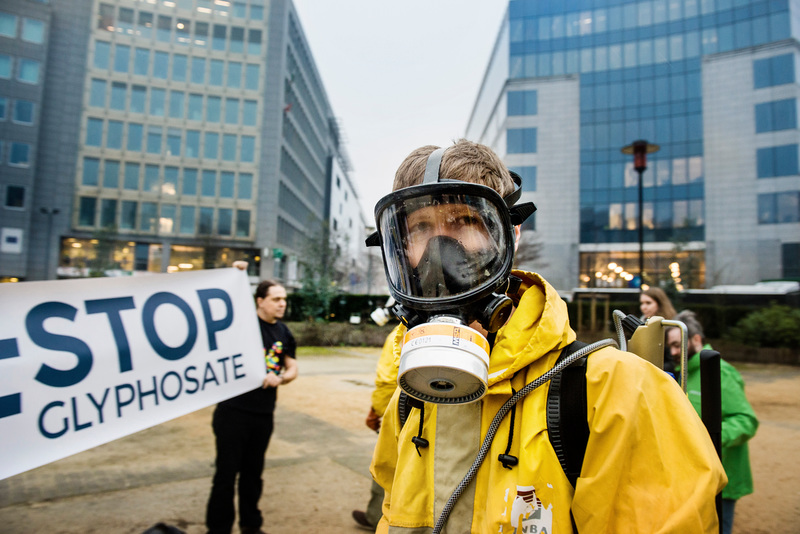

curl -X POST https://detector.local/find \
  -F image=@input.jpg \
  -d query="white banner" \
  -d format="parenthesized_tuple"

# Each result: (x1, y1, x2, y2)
(0, 268, 264, 480)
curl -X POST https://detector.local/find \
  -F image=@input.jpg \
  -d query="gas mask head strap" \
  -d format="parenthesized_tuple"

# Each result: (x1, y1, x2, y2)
(423, 147, 447, 185)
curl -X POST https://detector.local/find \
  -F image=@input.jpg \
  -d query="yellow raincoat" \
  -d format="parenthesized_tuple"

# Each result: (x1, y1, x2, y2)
(371, 271, 726, 533)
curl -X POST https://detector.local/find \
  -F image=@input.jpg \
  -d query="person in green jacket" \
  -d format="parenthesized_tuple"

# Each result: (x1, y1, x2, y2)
(667, 310, 759, 534)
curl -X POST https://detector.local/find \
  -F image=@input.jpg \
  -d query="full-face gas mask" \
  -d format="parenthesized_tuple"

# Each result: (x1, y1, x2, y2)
(365, 147, 536, 404)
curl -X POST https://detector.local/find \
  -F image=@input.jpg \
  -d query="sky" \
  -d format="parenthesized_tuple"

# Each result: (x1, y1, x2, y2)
(291, 0, 509, 221)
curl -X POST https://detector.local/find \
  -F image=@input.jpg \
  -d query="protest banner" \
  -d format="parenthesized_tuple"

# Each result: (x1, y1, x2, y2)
(0, 268, 264, 480)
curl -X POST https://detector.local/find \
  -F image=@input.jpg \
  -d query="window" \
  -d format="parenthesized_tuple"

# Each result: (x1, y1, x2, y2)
(188, 93, 203, 120)
(212, 24, 226, 51)
(250, 5, 263, 20)
(207, 96, 221, 122)
(0, 13, 17, 37)
(5, 185, 25, 209)
(86, 118, 103, 146)
(150, 87, 165, 116)
(247, 29, 261, 55)
(757, 145, 799, 178)
(220, 171, 234, 198)
(147, 126, 162, 154)
(13, 100, 34, 125)
(191, 57, 205, 84)
(194, 21, 209, 47)
(236, 210, 250, 237)
(758, 192, 800, 224)
(243, 100, 257, 126)
(238, 173, 252, 199)
(103, 160, 120, 188)
(18, 59, 40, 84)
(131, 85, 146, 113)
(110, 82, 126, 110)
(756, 99, 797, 133)
(144, 164, 159, 192)
(114, 44, 130, 73)
(225, 98, 239, 124)
(94, 41, 111, 69)
(0, 54, 10, 78)
(141, 202, 157, 231)
(185, 130, 200, 158)
(100, 199, 117, 228)
(97, 3, 114, 30)
(157, 15, 172, 42)
(79, 197, 97, 226)
(199, 207, 213, 234)
(509, 166, 537, 191)
(166, 128, 181, 156)
(180, 206, 195, 234)
(169, 90, 184, 118)
(222, 134, 237, 161)
(784, 243, 800, 279)
(507, 90, 538, 116)
(9, 143, 31, 166)
(172, 54, 187, 81)
(134, 48, 149, 75)
(230, 26, 244, 53)
(163, 166, 178, 195)
(124, 162, 140, 189)
(241, 136, 255, 162)
(202, 170, 216, 196)
(127, 123, 143, 151)
(137, 11, 153, 39)
(176, 19, 191, 45)
(245, 64, 259, 90)
(107, 120, 123, 149)
(118, 7, 134, 32)
(233, 2, 246, 17)
(507, 128, 537, 154)
(218, 208, 232, 235)
(120, 200, 136, 229)
(0, 96, 6, 119)
(153, 51, 168, 79)
(21, 18, 44, 44)
(227, 62, 242, 88)
(183, 168, 197, 195)
(204, 132, 219, 159)
(754, 54, 795, 89)
(159, 204, 176, 233)
(209, 59, 223, 85)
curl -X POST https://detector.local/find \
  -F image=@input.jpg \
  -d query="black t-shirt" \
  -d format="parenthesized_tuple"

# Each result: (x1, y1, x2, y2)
(219, 318, 296, 415)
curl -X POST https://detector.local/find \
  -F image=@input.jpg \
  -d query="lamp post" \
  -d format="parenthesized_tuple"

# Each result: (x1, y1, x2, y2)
(621, 140, 660, 288)
(40, 207, 60, 280)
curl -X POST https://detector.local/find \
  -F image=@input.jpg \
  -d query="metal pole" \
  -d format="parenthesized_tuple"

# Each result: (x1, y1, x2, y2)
(638, 168, 644, 284)
(40, 208, 59, 280)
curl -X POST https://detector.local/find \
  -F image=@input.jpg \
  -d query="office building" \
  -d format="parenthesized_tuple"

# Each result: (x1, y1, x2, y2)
(467, 0, 799, 290)
(0, 0, 365, 289)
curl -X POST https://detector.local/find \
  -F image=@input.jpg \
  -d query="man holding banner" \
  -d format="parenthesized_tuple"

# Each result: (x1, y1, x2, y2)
(205, 279, 298, 534)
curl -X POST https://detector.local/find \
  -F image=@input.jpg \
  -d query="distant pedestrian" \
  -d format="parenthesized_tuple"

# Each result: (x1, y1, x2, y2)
(205, 278, 298, 534)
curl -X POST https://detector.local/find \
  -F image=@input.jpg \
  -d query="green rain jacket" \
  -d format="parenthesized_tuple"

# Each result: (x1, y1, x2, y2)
(684, 344, 759, 500)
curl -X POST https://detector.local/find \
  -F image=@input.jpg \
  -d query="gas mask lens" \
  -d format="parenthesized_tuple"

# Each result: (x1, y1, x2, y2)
(378, 193, 507, 303)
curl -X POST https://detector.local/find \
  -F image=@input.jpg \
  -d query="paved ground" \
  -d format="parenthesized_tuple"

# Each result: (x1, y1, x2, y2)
(0, 347, 798, 533)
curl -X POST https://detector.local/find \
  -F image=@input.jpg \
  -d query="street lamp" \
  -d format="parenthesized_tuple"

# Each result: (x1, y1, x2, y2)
(40, 207, 60, 280)
(621, 140, 660, 288)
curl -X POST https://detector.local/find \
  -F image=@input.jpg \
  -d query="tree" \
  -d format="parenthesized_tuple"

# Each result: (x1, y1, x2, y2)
(295, 222, 344, 321)
(513, 230, 547, 271)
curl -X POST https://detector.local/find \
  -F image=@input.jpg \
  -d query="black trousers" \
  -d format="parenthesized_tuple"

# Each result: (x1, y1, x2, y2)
(206, 404, 274, 534)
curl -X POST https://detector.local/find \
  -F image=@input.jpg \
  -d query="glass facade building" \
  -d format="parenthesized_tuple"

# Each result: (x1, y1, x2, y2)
(1, 0, 365, 287)
(467, 0, 799, 290)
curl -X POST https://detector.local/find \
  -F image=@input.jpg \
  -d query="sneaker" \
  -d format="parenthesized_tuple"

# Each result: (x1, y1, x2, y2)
(351, 510, 375, 531)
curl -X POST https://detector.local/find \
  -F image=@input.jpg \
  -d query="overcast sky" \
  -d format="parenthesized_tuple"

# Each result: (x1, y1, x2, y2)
(291, 0, 508, 221)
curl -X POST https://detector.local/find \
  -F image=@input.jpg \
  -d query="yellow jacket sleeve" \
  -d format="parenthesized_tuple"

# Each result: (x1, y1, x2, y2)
(371, 324, 404, 416)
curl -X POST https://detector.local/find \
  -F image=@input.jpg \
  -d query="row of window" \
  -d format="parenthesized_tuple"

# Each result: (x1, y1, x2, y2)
(0, 97, 35, 125)
(753, 53, 795, 89)
(582, 156, 703, 190)
(511, 18, 788, 79)
(758, 192, 800, 224)
(85, 117, 257, 163)
(0, 12, 45, 44)
(507, 127, 538, 154)
(757, 145, 798, 179)
(89, 80, 258, 125)
(0, 140, 32, 167)
(580, 72, 701, 110)
(755, 99, 797, 134)
(0, 53, 41, 84)
(508, 90, 538, 116)
(97, 4, 263, 54)
(92, 45, 261, 90)
(78, 196, 252, 237)
(80, 158, 254, 200)
(583, 114, 703, 149)
(510, 0, 787, 39)
(582, 198, 705, 231)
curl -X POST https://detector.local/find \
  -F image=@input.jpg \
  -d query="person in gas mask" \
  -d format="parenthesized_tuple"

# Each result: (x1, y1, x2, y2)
(366, 140, 726, 533)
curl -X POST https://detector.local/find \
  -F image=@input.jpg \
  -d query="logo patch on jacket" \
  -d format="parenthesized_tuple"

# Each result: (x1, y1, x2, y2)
(508, 485, 552, 534)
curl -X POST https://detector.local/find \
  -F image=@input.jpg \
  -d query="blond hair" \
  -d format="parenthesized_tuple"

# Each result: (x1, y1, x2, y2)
(392, 139, 515, 197)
